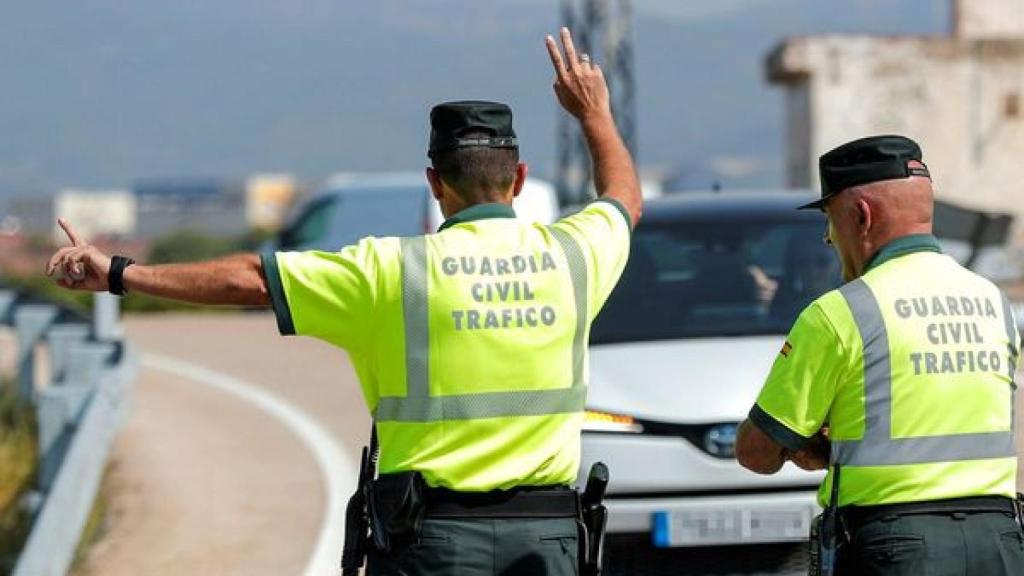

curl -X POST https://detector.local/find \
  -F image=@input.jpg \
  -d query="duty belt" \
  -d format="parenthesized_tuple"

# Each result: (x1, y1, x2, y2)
(424, 485, 580, 518)
(840, 495, 1016, 530)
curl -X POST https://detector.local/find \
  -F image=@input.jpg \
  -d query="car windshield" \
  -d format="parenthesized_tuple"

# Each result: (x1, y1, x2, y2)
(590, 218, 842, 344)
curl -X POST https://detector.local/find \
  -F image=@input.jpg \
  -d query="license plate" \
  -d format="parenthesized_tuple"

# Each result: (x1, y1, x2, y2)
(652, 506, 815, 547)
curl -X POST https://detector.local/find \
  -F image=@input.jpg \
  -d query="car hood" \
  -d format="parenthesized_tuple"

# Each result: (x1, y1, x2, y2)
(587, 335, 785, 423)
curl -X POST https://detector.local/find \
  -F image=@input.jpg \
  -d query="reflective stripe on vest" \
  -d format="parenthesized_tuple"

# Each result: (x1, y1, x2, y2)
(373, 232, 588, 423)
(1001, 294, 1020, 444)
(830, 278, 1017, 467)
(1001, 295, 1020, 382)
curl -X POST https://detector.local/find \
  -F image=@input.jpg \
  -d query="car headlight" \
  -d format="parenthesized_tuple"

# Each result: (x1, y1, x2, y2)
(583, 409, 644, 433)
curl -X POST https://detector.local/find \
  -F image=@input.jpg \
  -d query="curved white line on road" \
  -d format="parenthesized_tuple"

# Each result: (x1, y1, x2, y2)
(142, 353, 354, 576)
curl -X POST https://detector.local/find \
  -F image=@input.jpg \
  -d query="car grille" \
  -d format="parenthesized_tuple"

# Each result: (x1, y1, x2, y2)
(614, 419, 742, 459)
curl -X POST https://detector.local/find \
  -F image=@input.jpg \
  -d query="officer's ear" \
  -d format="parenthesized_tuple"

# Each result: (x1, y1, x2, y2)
(512, 162, 528, 198)
(855, 198, 872, 235)
(426, 167, 444, 201)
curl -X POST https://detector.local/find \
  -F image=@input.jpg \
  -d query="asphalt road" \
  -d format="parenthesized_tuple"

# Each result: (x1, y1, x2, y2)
(75, 313, 368, 576)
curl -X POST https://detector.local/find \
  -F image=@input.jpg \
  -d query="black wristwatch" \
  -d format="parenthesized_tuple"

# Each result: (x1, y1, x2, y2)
(108, 255, 136, 296)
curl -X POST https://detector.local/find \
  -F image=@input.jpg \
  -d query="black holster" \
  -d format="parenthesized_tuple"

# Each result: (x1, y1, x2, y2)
(809, 465, 844, 576)
(341, 425, 378, 576)
(579, 462, 610, 576)
(341, 446, 372, 576)
(366, 471, 427, 553)
(1016, 492, 1024, 532)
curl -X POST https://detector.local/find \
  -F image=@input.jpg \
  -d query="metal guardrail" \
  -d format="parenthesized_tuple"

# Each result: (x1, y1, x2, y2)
(0, 290, 137, 576)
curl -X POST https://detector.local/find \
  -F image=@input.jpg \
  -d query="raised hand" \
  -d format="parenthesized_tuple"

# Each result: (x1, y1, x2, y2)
(45, 218, 112, 292)
(545, 27, 611, 122)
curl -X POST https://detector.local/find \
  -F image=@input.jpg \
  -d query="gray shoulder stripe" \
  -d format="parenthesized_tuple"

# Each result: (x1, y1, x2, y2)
(1000, 294, 1019, 450)
(838, 279, 891, 448)
(401, 236, 430, 399)
(1001, 295, 1020, 382)
(550, 227, 588, 390)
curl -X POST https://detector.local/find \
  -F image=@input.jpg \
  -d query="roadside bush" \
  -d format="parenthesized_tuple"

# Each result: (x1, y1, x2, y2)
(146, 230, 239, 265)
(147, 228, 272, 264)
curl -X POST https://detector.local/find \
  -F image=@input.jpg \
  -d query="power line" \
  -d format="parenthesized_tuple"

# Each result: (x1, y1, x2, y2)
(556, 0, 637, 207)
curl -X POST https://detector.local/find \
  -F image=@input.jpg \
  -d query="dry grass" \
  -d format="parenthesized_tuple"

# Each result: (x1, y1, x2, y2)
(0, 379, 36, 575)
(70, 466, 111, 573)
(0, 378, 111, 576)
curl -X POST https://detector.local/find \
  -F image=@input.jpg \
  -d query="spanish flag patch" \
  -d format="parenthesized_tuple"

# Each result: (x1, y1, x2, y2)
(780, 341, 793, 358)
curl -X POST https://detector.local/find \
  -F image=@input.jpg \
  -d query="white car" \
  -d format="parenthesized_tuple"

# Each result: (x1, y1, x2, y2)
(579, 191, 841, 573)
(272, 172, 559, 251)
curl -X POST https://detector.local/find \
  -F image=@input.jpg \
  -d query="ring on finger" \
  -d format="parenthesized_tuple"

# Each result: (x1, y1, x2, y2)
(580, 53, 591, 65)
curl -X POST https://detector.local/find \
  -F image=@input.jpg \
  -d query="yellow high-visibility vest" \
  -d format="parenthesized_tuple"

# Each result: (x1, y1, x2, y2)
(753, 234, 1020, 506)
(263, 201, 631, 491)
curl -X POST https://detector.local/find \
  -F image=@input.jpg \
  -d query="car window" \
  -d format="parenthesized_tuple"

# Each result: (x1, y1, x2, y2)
(322, 187, 427, 249)
(590, 218, 841, 344)
(279, 186, 428, 252)
(279, 197, 339, 251)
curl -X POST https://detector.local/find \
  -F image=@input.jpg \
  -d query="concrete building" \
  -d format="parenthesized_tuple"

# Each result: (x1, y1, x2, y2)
(133, 179, 248, 239)
(6, 175, 298, 243)
(955, 0, 1024, 39)
(767, 0, 1024, 241)
(245, 174, 297, 231)
(7, 195, 52, 239)
(7, 189, 136, 242)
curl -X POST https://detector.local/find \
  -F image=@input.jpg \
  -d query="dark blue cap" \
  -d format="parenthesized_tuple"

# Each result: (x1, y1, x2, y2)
(429, 100, 518, 157)
(799, 135, 930, 210)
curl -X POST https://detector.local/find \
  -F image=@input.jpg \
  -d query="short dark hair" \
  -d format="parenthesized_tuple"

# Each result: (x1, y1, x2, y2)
(431, 131, 519, 202)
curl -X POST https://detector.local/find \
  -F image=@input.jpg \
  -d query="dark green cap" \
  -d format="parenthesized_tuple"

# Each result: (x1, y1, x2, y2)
(428, 100, 518, 157)
(799, 135, 931, 210)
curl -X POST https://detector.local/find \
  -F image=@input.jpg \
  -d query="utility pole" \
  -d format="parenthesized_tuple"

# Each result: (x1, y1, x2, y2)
(557, 0, 637, 207)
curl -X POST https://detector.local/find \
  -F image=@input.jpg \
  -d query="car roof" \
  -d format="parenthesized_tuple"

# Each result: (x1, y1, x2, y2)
(324, 172, 428, 191)
(640, 190, 821, 223)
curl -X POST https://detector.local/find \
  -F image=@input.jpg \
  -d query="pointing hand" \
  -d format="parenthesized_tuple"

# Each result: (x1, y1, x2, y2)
(45, 219, 112, 292)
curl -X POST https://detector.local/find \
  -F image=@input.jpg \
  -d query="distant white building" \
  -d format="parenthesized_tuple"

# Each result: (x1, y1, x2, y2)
(767, 0, 1024, 241)
(54, 189, 136, 242)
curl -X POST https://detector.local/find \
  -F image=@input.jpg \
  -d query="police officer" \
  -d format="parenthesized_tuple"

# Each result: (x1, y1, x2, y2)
(46, 28, 641, 576)
(735, 135, 1023, 574)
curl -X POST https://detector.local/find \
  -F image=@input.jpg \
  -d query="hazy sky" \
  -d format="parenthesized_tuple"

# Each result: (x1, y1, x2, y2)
(1, 1, 950, 207)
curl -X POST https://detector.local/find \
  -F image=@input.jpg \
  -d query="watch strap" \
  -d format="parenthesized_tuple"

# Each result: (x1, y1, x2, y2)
(108, 255, 136, 296)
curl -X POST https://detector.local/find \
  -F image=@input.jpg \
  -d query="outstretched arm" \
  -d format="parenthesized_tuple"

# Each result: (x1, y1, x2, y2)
(46, 218, 270, 306)
(120, 254, 269, 306)
(545, 28, 642, 227)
